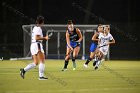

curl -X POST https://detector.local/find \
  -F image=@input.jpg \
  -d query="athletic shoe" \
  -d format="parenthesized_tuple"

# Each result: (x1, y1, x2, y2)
(93, 61, 97, 66)
(20, 68, 25, 79)
(39, 77, 48, 80)
(62, 68, 67, 71)
(95, 66, 98, 70)
(73, 68, 76, 71)
(73, 62, 76, 68)
(83, 64, 88, 68)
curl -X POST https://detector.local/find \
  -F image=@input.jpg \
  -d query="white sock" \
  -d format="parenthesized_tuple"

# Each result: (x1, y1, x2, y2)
(94, 55, 97, 61)
(39, 62, 45, 77)
(96, 59, 104, 67)
(95, 60, 100, 67)
(24, 63, 36, 72)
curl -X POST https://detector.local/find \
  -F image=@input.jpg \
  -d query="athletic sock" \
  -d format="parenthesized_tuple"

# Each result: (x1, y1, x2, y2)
(39, 62, 45, 77)
(95, 59, 104, 67)
(72, 58, 76, 68)
(85, 57, 92, 65)
(72, 57, 75, 62)
(24, 63, 36, 72)
(64, 60, 69, 69)
(94, 55, 97, 62)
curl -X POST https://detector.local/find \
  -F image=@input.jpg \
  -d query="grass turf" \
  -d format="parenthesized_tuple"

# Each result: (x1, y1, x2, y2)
(0, 60, 140, 93)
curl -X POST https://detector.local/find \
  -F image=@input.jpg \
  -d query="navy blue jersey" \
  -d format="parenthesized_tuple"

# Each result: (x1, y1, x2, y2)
(92, 30, 100, 44)
(68, 28, 79, 42)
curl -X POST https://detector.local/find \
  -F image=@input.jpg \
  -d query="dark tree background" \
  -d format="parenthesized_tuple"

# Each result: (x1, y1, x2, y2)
(0, 0, 139, 60)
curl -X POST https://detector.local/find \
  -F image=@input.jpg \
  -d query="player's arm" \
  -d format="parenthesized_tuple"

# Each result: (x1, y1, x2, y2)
(98, 37, 101, 45)
(76, 28, 83, 42)
(92, 32, 99, 42)
(66, 31, 73, 51)
(35, 28, 50, 40)
(97, 33, 101, 46)
(108, 38, 115, 45)
(36, 35, 49, 40)
(107, 34, 115, 45)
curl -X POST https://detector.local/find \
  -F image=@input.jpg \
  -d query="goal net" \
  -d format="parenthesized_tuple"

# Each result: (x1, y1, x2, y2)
(22, 24, 110, 60)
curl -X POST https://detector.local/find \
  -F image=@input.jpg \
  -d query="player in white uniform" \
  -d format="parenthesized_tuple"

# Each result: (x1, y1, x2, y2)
(20, 16, 49, 80)
(94, 25, 115, 69)
(83, 24, 104, 68)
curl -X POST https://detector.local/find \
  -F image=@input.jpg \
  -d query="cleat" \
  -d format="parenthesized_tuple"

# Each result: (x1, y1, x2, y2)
(83, 64, 88, 68)
(93, 61, 97, 66)
(62, 68, 67, 71)
(73, 68, 76, 71)
(39, 77, 48, 80)
(20, 68, 25, 79)
(73, 62, 76, 68)
(95, 66, 98, 70)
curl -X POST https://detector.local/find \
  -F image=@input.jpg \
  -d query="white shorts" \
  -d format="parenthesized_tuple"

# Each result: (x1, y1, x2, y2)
(99, 46, 109, 55)
(30, 42, 44, 55)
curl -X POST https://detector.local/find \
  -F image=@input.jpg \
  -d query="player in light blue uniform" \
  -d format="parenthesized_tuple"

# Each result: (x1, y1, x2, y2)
(84, 24, 104, 68)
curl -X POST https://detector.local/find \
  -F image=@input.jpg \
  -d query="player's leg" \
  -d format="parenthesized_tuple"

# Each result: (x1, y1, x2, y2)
(84, 43, 97, 68)
(20, 43, 38, 79)
(94, 50, 104, 70)
(72, 46, 80, 70)
(62, 47, 71, 71)
(20, 55, 38, 79)
(95, 46, 109, 69)
(93, 49, 98, 66)
(37, 51, 48, 80)
(84, 52, 95, 68)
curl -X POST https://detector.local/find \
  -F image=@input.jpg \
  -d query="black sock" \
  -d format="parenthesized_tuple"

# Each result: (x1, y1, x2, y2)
(72, 57, 75, 63)
(64, 60, 69, 69)
(23, 69, 26, 73)
(85, 57, 92, 65)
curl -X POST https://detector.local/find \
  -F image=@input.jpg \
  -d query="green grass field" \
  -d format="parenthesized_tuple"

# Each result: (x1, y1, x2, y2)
(0, 60, 140, 93)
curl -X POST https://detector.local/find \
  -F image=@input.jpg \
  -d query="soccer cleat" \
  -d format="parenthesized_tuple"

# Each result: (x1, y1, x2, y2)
(94, 66, 98, 70)
(73, 68, 76, 71)
(20, 68, 25, 79)
(73, 62, 76, 68)
(62, 68, 67, 71)
(83, 64, 88, 68)
(93, 61, 97, 66)
(39, 77, 48, 80)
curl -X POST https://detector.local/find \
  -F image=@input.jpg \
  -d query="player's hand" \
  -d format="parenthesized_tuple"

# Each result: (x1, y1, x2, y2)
(75, 41, 80, 45)
(70, 47, 74, 52)
(45, 36, 50, 40)
(106, 42, 110, 45)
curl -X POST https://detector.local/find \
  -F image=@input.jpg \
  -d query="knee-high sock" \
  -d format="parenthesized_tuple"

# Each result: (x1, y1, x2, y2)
(94, 55, 97, 61)
(64, 60, 69, 69)
(72, 57, 76, 68)
(39, 62, 45, 77)
(85, 57, 92, 65)
(24, 63, 36, 72)
(72, 57, 76, 63)
(95, 59, 104, 67)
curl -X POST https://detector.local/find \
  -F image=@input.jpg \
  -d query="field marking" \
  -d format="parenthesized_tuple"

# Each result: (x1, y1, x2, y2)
(4, 87, 139, 93)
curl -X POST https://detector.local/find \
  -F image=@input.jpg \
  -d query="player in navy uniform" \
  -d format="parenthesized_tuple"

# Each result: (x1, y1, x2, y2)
(62, 20, 83, 71)
(84, 24, 104, 68)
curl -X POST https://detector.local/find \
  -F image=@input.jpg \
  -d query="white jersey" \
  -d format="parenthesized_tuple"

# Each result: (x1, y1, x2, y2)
(98, 33, 114, 55)
(30, 26, 44, 55)
(98, 33, 114, 47)
(31, 26, 43, 43)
